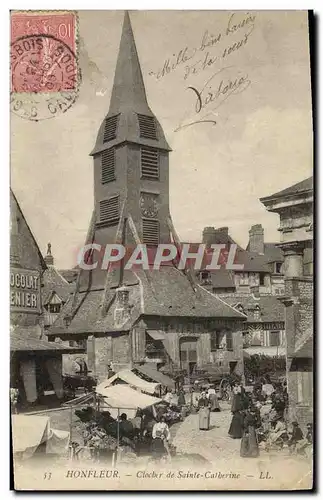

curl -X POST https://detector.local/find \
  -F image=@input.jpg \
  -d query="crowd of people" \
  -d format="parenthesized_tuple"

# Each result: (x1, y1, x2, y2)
(228, 381, 313, 458)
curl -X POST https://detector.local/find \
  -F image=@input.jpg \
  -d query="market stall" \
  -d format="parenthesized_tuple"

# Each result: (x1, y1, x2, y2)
(132, 364, 175, 391)
(11, 414, 70, 460)
(96, 369, 160, 396)
(96, 383, 161, 418)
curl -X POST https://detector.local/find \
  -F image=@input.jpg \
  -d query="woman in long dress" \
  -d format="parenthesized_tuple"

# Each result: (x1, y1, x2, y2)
(207, 385, 221, 412)
(228, 383, 248, 439)
(178, 387, 186, 406)
(240, 407, 260, 457)
(151, 416, 171, 461)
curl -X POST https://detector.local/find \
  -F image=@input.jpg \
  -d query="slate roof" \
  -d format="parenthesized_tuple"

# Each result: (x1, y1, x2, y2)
(221, 295, 285, 323)
(234, 248, 271, 272)
(42, 266, 74, 305)
(58, 268, 79, 284)
(261, 177, 313, 201)
(207, 268, 236, 289)
(294, 335, 313, 358)
(10, 326, 82, 353)
(10, 190, 47, 271)
(49, 265, 246, 336)
(263, 243, 284, 264)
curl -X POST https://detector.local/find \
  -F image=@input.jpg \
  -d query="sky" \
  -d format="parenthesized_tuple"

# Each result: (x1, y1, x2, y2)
(11, 10, 313, 269)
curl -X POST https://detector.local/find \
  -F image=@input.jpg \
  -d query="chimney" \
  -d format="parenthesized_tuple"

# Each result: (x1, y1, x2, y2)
(44, 242, 54, 266)
(202, 226, 229, 245)
(248, 224, 264, 254)
(202, 227, 217, 245)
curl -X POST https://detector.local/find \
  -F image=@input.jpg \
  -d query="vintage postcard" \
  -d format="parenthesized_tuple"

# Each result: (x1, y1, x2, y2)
(10, 9, 313, 491)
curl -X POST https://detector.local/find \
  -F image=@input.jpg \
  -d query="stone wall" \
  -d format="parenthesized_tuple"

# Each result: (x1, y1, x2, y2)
(87, 333, 131, 382)
(284, 277, 313, 428)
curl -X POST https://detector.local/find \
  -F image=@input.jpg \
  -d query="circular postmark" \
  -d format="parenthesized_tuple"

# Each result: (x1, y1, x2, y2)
(10, 34, 81, 121)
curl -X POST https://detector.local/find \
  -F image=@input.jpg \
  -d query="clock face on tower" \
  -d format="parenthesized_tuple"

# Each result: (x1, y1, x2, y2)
(140, 193, 158, 218)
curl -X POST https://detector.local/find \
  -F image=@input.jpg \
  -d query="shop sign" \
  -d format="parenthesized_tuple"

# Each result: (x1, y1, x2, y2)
(10, 268, 41, 313)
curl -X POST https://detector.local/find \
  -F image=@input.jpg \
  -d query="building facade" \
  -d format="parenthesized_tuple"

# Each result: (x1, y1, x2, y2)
(10, 191, 80, 407)
(198, 225, 286, 357)
(261, 177, 313, 427)
(48, 12, 247, 381)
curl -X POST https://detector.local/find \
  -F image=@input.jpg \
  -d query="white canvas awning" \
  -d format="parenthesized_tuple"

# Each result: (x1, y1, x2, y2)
(12, 415, 50, 455)
(11, 415, 70, 459)
(96, 369, 160, 395)
(96, 384, 161, 410)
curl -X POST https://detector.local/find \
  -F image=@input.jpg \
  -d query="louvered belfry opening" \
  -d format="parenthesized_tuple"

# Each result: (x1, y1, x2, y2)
(99, 195, 120, 225)
(103, 114, 120, 143)
(101, 148, 116, 184)
(142, 218, 159, 245)
(137, 114, 157, 140)
(141, 147, 159, 180)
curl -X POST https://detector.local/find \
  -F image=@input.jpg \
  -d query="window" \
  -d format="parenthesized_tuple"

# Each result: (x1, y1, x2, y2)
(141, 148, 159, 180)
(236, 303, 245, 315)
(226, 331, 233, 350)
(142, 218, 159, 245)
(49, 303, 61, 314)
(101, 148, 115, 183)
(99, 196, 120, 225)
(103, 114, 119, 143)
(210, 331, 230, 351)
(239, 273, 249, 286)
(259, 273, 265, 286)
(138, 114, 157, 140)
(69, 340, 87, 349)
(275, 262, 283, 274)
(253, 306, 261, 321)
(200, 271, 211, 284)
(249, 329, 263, 346)
(269, 331, 280, 347)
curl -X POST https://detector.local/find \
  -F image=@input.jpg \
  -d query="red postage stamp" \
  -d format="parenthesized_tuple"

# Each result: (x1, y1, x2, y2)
(10, 12, 78, 93)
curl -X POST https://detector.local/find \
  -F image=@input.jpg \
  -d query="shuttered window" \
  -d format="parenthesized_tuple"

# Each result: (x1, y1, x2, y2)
(142, 218, 159, 245)
(103, 114, 119, 143)
(141, 148, 159, 180)
(101, 148, 115, 184)
(137, 114, 157, 140)
(99, 196, 120, 225)
(226, 330, 233, 351)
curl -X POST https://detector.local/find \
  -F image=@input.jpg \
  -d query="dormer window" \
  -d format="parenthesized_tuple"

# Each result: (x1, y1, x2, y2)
(138, 114, 157, 140)
(141, 147, 159, 180)
(103, 114, 119, 143)
(236, 303, 245, 315)
(49, 303, 61, 314)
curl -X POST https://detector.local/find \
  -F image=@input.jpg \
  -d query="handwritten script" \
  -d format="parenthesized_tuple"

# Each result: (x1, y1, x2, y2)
(149, 12, 256, 132)
(175, 67, 251, 131)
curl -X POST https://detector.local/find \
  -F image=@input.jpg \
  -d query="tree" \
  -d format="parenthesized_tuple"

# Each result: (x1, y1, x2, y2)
(244, 354, 286, 382)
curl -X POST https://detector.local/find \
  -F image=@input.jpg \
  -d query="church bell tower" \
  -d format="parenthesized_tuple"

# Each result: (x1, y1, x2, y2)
(90, 12, 171, 250)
